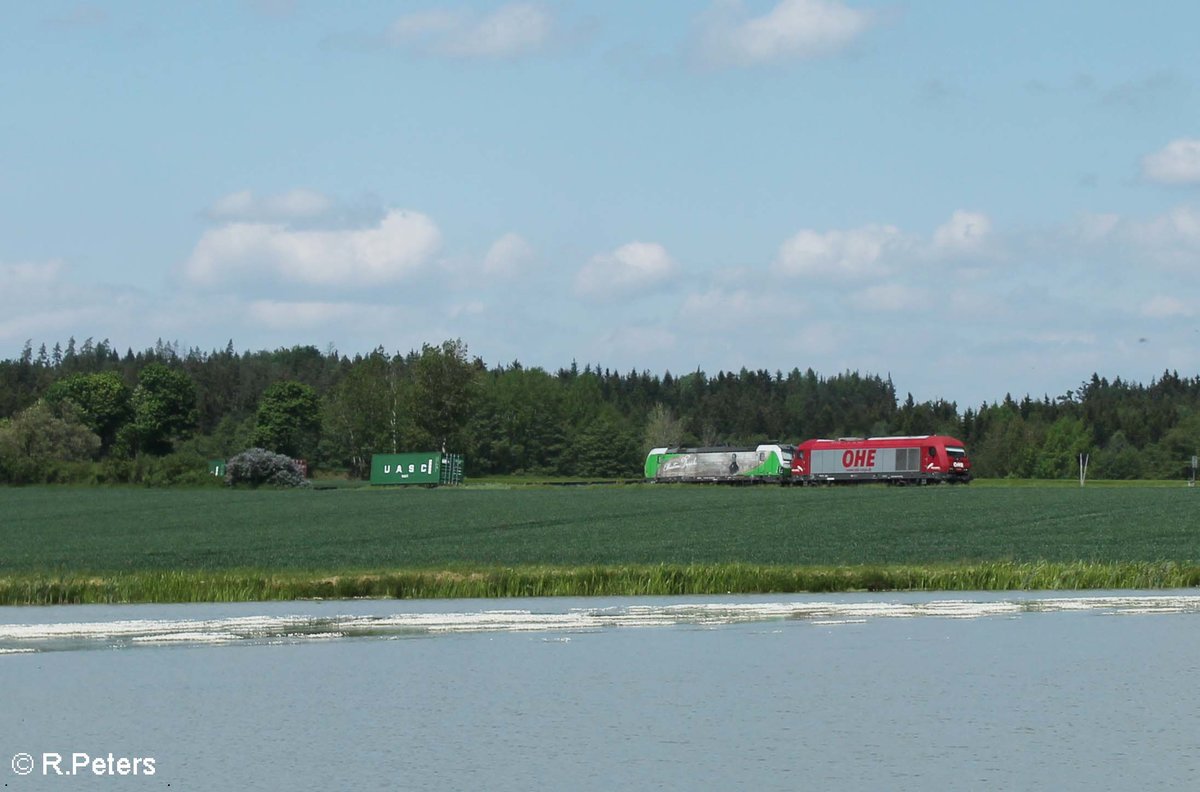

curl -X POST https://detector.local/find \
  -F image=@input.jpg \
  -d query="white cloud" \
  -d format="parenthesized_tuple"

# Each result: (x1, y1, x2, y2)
(1114, 206, 1200, 268)
(389, 3, 553, 59)
(1142, 139, 1200, 185)
(931, 210, 992, 255)
(207, 189, 333, 222)
(696, 0, 875, 67)
(1134, 205, 1200, 244)
(183, 209, 442, 288)
(0, 260, 151, 348)
(0, 259, 67, 288)
(576, 242, 680, 300)
(679, 288, 795, 325)
(1140, 296, 1194, 318)
(774, 210, 996, 280)
(483, 232, 535, 277)
(774, 223, 906, 278)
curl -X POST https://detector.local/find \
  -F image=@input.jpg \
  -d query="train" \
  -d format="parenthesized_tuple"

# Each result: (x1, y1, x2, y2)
(644, 444, 796, 484)
(645, 435, 971, 485)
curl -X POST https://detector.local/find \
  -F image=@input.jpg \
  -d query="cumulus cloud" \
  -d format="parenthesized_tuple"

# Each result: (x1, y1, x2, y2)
(774, 210, 996, 279)
(388, 3, 554, 59)
(774, 223, 906, 278)
(695, 0, 876, 67)
(931, 210, 992, 255)
(575, 242, 679, 300)
(483, 232, 535, 277)
(183, 209, 442, 288)
(1131, 205, 1200, 245)
(1142, 139, 1200, 185)
(206, 189, 334, 222)
(1075, 206, 1200, 269)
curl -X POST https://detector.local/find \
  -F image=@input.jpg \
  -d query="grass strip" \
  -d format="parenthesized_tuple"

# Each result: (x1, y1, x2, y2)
(4, 561, 1200, 605)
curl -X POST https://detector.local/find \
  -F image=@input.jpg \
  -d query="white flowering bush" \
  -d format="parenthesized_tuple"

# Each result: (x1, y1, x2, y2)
(225, 447, 309, 488)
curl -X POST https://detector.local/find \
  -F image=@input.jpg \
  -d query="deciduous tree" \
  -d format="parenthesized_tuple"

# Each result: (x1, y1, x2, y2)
(130, 363, 197, 455)
(253, 380, 321, 459)
(44, 371, 132, 452)
(0, 401, 100, 482)
(411, 339, 479, 452)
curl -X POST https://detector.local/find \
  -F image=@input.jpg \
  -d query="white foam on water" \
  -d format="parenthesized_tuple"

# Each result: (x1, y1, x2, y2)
(130, 632, 239, 645)
(3, 594, 1199, 653)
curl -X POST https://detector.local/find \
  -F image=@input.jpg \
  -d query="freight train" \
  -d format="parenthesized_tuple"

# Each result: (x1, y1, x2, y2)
(645, 435, 971, 485)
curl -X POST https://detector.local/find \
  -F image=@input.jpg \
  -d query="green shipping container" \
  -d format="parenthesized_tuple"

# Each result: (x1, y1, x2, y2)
(370, 452, 465, 486)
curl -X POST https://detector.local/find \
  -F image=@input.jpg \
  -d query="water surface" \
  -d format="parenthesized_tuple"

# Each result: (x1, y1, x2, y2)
(3, 592, 1198, 790)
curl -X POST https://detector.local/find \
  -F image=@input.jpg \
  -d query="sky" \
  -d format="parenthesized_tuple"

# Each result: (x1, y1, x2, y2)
(2, 0, 1199, 409)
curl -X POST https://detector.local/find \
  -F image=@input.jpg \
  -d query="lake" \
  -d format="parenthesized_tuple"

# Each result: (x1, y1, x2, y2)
(3, 592, 1200, 790)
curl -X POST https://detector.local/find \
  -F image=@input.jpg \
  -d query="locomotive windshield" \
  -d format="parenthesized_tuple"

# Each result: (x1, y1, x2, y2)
(947, 447, 966, 459)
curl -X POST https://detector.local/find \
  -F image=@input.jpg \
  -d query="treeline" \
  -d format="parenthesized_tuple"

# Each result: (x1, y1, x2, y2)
(1, 337, 1198, 484)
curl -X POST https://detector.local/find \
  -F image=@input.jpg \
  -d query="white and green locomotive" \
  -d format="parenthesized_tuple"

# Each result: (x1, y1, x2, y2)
(644, 444, 795, 484)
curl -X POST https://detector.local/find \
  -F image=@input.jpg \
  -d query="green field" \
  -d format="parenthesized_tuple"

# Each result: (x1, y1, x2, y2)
(1, 483, 1198, 603)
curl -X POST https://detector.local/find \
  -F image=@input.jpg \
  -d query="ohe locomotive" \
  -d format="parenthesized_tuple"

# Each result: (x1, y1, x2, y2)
(645, 435, 971, 485)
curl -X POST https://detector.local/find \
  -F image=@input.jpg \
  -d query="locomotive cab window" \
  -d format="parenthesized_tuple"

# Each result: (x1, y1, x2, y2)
(926, 447, 936, 458)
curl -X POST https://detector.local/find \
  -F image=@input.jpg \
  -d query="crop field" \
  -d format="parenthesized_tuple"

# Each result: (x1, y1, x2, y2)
(1, 483, 1198, 603)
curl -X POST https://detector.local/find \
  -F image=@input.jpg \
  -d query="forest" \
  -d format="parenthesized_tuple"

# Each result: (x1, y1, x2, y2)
(0, 336, 1198, 484)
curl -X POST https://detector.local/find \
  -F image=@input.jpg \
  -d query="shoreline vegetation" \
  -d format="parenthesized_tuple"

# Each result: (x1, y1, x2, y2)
(2, 481, 1198, 605)
(4, 561, 1200, 606)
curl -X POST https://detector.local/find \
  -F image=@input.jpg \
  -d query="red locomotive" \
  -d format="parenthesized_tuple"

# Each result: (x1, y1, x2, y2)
(792, 435, 971, 484)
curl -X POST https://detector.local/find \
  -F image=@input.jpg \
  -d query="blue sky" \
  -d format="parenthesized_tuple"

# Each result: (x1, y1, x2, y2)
(2, 0, 1199, 408)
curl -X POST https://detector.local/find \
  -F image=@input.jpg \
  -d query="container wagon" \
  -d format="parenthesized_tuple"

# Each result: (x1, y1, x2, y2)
(645, 444, 795, 484)
(792, 435, 971, 485)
